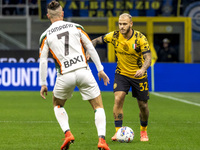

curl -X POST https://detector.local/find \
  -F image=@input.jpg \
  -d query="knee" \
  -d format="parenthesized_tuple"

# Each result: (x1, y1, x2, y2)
(53, 102, 64, 108)
(53, 96, 66, 107)
(114, 96, 124, 108)
(138, 101, 148, 111)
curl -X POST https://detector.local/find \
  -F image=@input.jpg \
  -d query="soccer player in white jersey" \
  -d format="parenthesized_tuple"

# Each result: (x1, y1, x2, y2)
(39, 1, 110, 150)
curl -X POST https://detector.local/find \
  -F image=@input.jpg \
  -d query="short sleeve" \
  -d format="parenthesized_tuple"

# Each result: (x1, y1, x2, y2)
(139, 34, 150, 54)
(103, 31, 114, 43)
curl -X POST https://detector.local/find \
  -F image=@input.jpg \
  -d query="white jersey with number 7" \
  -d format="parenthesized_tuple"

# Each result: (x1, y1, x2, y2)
(39, 20, 103, 85)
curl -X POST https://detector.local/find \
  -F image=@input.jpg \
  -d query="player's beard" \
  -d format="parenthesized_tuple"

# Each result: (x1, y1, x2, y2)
(121, 26, 131, 36)
(125, 27, 131, 35)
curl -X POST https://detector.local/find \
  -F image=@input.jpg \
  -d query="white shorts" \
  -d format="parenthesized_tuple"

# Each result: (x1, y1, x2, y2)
(53, 67, 100, 100)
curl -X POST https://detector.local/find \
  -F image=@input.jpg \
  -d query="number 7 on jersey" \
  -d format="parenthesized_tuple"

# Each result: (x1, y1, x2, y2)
(57, 31, 69, 56)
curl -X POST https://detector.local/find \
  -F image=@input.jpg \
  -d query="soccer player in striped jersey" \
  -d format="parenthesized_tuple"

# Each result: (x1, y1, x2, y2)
(91, 13, 151, 142)
(39, 1, 110, 150)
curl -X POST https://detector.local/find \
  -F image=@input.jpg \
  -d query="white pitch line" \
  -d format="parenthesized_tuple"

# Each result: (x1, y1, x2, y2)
(1, 120, 200, 124)
(0, 120, 57, 123)
(151, 92, 200, 107)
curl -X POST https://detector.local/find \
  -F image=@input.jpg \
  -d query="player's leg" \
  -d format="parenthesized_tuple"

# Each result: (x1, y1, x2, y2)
(53, 72, 76, 150)
(53, 96, 68, 132)
(89, 94, 105, 138)
(112, 74, 130, 141)
(89, 94, 110, 150)
(137, 100, 149, 141)
(111, 91, 126, 141)
(134, 77, 150, 141)
(53, 96, 74, 150)
(88, 93, 110, 150)
(76, 68, 110, 150)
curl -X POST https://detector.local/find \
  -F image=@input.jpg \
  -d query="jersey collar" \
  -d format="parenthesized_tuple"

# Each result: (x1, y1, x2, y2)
(127, 29, 134, 41)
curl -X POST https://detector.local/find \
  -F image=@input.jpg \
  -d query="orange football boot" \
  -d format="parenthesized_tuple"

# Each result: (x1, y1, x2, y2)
(140, 131, 149, 141)
(98, 138, 110, 150)
(111, 132, 117, 141)
(61, 131, 75, 150)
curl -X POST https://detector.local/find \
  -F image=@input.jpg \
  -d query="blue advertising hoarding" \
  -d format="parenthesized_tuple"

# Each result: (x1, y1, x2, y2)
(0, 63, 200, 92)
(0, 63, 56, 91)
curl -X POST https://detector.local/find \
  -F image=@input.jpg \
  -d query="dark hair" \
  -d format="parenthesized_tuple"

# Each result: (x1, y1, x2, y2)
(47, 1, 60, 10)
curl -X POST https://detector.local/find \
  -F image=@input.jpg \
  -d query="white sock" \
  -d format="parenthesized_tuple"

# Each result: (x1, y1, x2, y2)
(54, 106, 70, 133)
(95, 108, 106, 137)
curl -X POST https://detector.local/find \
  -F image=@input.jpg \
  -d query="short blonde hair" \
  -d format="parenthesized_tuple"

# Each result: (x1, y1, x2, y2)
(119, 13, 132, 21)
(47, 1, 62, 19)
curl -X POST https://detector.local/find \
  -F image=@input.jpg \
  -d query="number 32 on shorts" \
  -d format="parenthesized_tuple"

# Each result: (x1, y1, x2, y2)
(139, 82, 148, 91)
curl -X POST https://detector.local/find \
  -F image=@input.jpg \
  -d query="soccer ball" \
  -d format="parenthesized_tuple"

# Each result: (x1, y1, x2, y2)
(116, 126, 134, 143)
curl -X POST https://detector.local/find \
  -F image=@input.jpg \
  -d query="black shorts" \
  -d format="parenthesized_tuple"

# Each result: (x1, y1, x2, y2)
(113, 73, 149, 101)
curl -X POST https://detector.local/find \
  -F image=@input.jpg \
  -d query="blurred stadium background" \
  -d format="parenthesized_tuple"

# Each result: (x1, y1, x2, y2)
(0, 0, 200, 92)
(0, 1, 200, 150)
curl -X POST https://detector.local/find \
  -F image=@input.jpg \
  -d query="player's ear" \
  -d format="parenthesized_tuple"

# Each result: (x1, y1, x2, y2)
(47, 13, 50, 19)
(62, 11, 64, 17)
(130, 21, 133, 27)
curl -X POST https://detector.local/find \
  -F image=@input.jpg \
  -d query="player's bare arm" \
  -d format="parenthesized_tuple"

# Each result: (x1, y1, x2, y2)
(142, 52, 152, 70)
(134, 52, 151, 78)
(40, 85, 48, 99)
(92, 36, 103, 47)
(98, 70, 110, 86)
(86, 36, 103, 60)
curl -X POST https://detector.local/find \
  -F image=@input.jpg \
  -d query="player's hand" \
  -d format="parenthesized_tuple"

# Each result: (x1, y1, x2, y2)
(86, 51, 91, 60)
(98, 70, 110, 86)
(40, 85, 48, 99)
(134, 69, 145, 78)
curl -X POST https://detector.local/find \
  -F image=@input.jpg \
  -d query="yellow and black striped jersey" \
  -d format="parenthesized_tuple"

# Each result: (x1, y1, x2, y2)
(103, 30, 150, 79)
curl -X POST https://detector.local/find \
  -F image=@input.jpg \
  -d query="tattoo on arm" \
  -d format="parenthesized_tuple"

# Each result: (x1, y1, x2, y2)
(92, 36, 103, 47)
(142, 53, 151, 71)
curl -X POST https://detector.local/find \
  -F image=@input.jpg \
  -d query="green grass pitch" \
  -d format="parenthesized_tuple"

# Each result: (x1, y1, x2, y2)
(0, 91, 200, 150)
